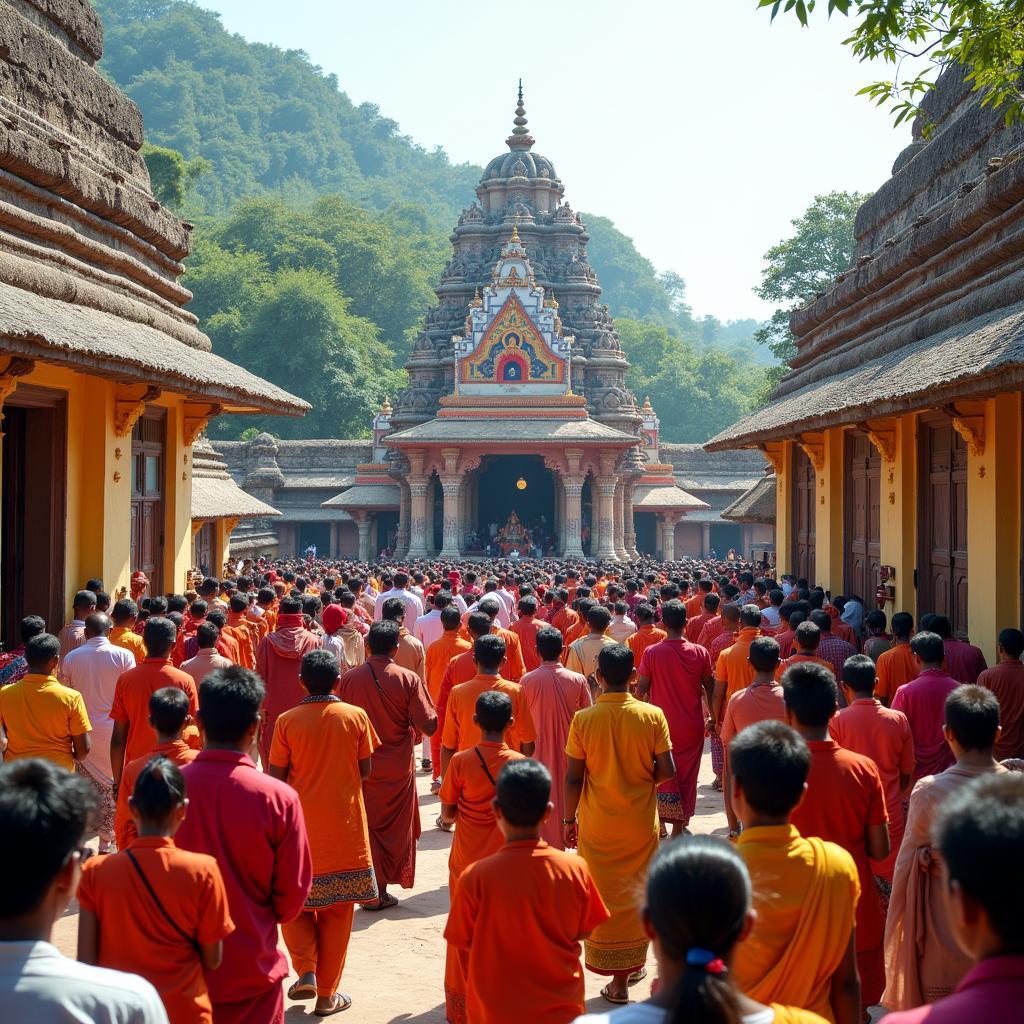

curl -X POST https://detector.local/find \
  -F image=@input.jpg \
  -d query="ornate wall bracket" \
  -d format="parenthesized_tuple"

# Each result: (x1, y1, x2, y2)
(757, 442, 786, 475)
(183, 403, 224, 447)
(942, 403, 986, 457)
(796, 435, 825, 472)
(114, 385, 161, 437)
(857, 419, 898, 463)
(0, 358, 35, 427)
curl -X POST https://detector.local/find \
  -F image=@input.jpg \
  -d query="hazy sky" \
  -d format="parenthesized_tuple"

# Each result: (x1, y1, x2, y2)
(196, 0, 906, 322)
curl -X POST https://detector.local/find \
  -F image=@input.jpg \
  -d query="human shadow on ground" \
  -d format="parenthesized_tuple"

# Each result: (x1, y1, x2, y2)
(352, 887, 449, 931)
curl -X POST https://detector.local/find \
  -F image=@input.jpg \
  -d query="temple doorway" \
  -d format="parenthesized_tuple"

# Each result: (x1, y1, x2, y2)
(472, 455, 556, 556)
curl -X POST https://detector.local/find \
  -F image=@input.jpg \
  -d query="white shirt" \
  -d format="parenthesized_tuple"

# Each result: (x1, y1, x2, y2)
(0, 940, 168, 1023)
(466, 598, 511, 629)
(447, 592, 468, 614)
(761, 605, 782, 627)
(414, 608, 445, 651)
(373, 587, 424, 630)
(576, 1004, 774, 1024)
(60, 637, 136, 782)
(609, 615, 637, 643)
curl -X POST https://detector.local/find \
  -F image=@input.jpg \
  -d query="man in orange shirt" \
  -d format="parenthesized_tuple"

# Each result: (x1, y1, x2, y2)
(977, 627, 1024, 758)
(78, 757, 234, 1024)
(711, 604, 762, 723)
(440, 635, 535, 777)
(720, 636, 787, 837)
(561, 599, 593, 652)
(115, 687, 200, 850)
(109, 617, 198, 797)
(875, 612, 917, 706)
(437, 691, 525, 1024)
(225, 595, 258, 670)
(548, 589, 579, 639)
(425, 607, 472, 790)
(684, 591, 719, 643)
(776, 621, 836, 682)
(685, 578, 713, 620)
(444, 759, 609, 1024)
(832, 655, 914, 908)
(508, 595, 544, 674)
(477, 598, 525, 682)
(269, 649, 379, 1017)
(109, 598, 147, 664)
(627, 603, 667, 665)
(784, 661, 890, 1014)
(437, 614, 495, 742)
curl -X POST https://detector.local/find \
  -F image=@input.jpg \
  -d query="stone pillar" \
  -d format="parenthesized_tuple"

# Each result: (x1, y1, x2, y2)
(329, 521, 339, 558)
(741, 524, 754, 560)
(396, 485, 411, 557)
(613, 480, 627, 561)
(594, 478, 618, 561)
(661, 513, 680, 561)
(556, 477, 567, 554)
(354, 513, 372, 562)
(563, 476, 585, 558)
(618, 479, 634, 561)
(440, 476, 462, 558)
(423, 479, 436, 556)
(655, 516, 664, 559)
(407, 479, 429, 558)
(701, 522, 711, 557)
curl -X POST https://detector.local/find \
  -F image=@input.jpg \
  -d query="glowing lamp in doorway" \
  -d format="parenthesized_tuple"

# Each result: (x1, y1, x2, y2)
(516, 477, 528, 491)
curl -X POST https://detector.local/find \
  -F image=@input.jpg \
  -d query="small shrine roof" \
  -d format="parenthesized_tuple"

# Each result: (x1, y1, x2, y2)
(191, 438, 281, 521)
(322, 483, 402, 510)
(386, 417, 638, 445)
(720, 476, 777, 524)
(632, 483, 709, 511)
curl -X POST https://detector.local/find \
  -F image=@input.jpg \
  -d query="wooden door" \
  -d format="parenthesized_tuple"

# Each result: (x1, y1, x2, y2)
(131, 410, 165, 596)
(919, 417, 969, 634)
(791, 445, 816, 583)
(844, 432, 882, 601)
(1, 387, 67, 643)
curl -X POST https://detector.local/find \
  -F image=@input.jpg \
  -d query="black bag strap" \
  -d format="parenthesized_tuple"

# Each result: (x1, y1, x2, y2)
(124, 849, 200, 954)
(366, 660, 412, 730)
(474, 746, 497, 787)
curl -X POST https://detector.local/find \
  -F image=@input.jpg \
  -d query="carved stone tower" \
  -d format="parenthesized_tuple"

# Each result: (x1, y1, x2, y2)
(392, 84, 641, 438)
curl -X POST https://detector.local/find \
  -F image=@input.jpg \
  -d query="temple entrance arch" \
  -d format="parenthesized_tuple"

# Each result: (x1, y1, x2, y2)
(472, 454, 556, 556)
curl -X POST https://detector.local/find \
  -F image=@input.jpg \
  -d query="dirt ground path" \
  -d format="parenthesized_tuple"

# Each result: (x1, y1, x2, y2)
(53, 745, 727, 1023)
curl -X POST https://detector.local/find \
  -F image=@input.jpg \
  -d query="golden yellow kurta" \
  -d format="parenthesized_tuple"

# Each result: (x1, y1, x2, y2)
(565, 691, 671, 974)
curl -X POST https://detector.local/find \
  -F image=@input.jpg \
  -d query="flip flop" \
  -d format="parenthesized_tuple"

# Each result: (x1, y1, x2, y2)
(287, 978, 317, 1000)
(628, 967, 648, 985)
(360, 892, 398, 912)
(600, 985, 629, 1005)
(315, 994, 352, 1016)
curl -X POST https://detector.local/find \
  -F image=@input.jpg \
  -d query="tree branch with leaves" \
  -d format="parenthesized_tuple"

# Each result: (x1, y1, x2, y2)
(759, 1, 1024, 130)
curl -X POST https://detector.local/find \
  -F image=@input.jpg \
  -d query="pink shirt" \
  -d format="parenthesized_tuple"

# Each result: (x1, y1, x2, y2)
(175, 750, 311, 1005)
(720, 681, 786, 749)
(638, 638, 712, 751)
(892, 668, 959, 784)
(883, 955, 1024, 1024)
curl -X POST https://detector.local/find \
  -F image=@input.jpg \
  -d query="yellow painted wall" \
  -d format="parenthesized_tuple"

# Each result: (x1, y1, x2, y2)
(966, 394, 1021, 661)
(155, 397, 194, 596)
(876, 414, 918, 618)
(771, 441, 792, 572)
(814, 430, 845, 592)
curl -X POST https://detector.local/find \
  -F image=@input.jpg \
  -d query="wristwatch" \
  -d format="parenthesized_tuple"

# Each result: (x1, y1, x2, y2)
(562, 817, 577, 825)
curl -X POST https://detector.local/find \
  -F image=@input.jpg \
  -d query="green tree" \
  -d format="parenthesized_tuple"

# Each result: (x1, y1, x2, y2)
(759, 1, 1024, 129)
(207, 268, 405, 441)
(141, 143, 209, 209)
(753, 191, 867, 398)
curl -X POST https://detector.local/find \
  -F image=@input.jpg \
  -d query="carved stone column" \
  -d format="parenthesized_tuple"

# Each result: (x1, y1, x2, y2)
(661, 513, 681, 561)
(594, 478, 618, 561)
(563, 475, 585, 558)
(395, 483, 411, 557)
(354, 512, 372, 562)
(407, 479, 429, 558)
(613, 479, 628, 561)
(440, 476, 462, 558)
(623, 479, 639, 559)
(701, 522, 712, 557)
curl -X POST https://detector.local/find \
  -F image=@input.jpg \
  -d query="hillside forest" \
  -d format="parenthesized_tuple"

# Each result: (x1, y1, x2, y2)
(97, 0, 774, 442)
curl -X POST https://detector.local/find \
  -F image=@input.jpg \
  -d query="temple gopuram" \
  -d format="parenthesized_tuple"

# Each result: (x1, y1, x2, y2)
(708, 66, 1024, 660)
(317, 90, 745, 561)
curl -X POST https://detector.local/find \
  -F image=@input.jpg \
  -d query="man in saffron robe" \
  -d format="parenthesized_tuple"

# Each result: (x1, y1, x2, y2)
(175, 666, 312, 1024)
(783, 661, 890, 1013)
(730, 720, 862, 1024)
(636, 599, 713, 835)
(254, 596, 321, 769)
(339, 620, 436, 909)
(892, 631, 960, 784)
(684, 591, 719, 643)
(874, 613, 917, 706)
(437, 691, 525, 1024)
(518, 626, 591, 848)
(711, 604, 763, 721)
(882, 685, 1008, 1012)
(564, 643, 675, 1004)
(269, 649, 379, 1017)
(425, 606, 472, 790)
(509, 595, 544, 673)
(626, 603, 666, 665)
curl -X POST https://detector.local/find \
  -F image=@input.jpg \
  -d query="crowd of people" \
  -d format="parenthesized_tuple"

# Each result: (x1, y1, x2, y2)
(0, 554, 1022, 1024)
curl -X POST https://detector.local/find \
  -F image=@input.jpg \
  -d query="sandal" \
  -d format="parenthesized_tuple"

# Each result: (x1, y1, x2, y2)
(360, 892, 398, 912)
(600, 985, 629, 1005)
(315, 993, 352, 1016)
(435, 814, 454, 832)
(288, 977, 317, 1000)
(628, 967, 648, 985)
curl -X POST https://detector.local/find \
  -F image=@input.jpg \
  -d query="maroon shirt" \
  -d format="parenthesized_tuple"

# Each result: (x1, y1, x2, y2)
(883, 955, 1024, 1024)
(892, 668, 959, 784)
(175, 750, 311, 1005)
(977, 659, 1024, 759)
(943, 637, 988, 684)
